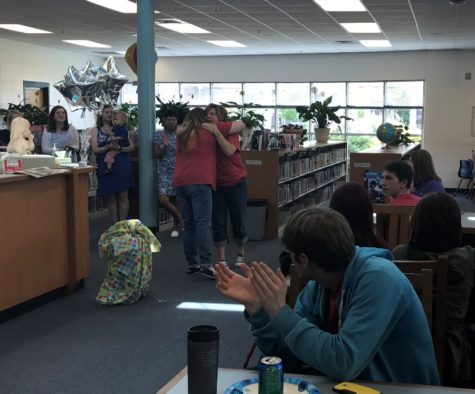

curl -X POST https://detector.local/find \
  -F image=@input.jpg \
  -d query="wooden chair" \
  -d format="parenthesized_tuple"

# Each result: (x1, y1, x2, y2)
(404, 269, 434, 329)
(394, 255, 448, 381)
(373, 204, 415, 249)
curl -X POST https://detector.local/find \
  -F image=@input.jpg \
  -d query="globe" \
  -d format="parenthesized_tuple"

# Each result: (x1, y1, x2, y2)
(376, 123, 397, 145)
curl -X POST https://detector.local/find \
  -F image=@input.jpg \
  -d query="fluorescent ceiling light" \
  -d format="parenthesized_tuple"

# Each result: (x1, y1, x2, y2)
(207, 40, 246, 48)
(155, 21, 210, 34)
(360, 40, 392, 47)
(313, 0, 366, 12)
(87, 0, 136, 13)
(62, 40, 111, 48)
(86, 0, 159, 13)
(0, 24, 51, 34)
(467, 216, 475, 221)
(176, 302, 245, 312)
(341, 23, 380, 33)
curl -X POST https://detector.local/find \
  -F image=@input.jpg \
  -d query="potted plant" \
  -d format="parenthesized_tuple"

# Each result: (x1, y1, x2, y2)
(280, 123, 307, 145)
(219, 101, 266, 130)
(220, 100, 266, 150)
(296, 96, 352, 143)
(118, 103, 139, 131)
(3, 102, 49, 131)
(156, 96, 190, 125)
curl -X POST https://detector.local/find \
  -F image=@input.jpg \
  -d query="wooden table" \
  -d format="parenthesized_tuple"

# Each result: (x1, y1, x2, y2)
(461, 212, 475, 235)
(158, 367, 473, 393)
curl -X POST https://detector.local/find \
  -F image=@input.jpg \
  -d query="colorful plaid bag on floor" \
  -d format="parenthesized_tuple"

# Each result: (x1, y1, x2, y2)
(96, 219, 161, 305)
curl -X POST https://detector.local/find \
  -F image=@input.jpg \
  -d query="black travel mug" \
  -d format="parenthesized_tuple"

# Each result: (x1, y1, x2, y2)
(187, 325, 219, 394)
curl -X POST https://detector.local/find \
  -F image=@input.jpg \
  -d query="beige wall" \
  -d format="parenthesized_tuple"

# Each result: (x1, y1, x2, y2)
(1, 36, 474, 187)
(0, 37, 104, 129)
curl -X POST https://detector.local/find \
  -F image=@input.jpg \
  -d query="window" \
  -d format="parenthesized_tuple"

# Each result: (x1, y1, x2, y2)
(211, 83, 242, 104)
(243, 83, 275, 106)
(156, 83, 180, 102)
(120, 80, 424, 152)
(180, 83, 210, 105)
(276, 83, 309, 106)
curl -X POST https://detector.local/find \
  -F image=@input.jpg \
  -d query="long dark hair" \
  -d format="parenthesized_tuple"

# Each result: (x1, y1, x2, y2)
(409, 192, 461, 253)
(330, 182, 385, 248)
(411, 149, 441, 187)
(177, 107, 207, 152)
(96, 104, 113, 128)
(47, 105, 69, 132)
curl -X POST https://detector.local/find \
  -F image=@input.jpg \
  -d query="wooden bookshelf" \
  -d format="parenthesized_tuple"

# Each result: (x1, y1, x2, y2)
(241, 141, 347, 239)
(349, 143, 420, 186)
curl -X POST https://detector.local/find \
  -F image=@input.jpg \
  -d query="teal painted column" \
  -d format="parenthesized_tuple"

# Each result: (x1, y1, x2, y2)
(137, 0, 156, 228)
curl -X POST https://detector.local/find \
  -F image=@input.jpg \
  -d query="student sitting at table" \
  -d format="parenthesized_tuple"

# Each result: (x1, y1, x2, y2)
(215, 207, 439, 385)
(381, 160, 420, 206)
(393, 192, 474, 387)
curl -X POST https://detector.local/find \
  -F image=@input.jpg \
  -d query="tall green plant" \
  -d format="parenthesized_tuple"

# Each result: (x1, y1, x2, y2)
(118, 103, 139, 130)
(2, 102, 49, 125)
(296, 96, 352, 129)
(156, 96, 190, 125)
(220, 101, 265, 130)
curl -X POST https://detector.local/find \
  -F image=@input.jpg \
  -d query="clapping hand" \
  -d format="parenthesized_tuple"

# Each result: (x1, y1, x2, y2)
(214, 262, 261, 315)
(251, 262, 287, 317)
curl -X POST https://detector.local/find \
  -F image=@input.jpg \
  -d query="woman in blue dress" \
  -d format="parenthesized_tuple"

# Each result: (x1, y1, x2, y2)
(91, 105, 134, 224)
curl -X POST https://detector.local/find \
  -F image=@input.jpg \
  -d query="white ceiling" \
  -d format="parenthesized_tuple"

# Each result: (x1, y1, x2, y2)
(0, 0, 474, 57)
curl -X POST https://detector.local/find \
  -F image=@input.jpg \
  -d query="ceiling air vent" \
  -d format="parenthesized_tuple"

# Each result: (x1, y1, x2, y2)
(334, 40, 356, 45)
(156, 18, 182, 24)
(156, 46, 171, 50)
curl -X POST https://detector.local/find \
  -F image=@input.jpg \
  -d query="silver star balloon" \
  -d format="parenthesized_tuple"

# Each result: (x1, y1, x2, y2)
(54, 56, 128, 111)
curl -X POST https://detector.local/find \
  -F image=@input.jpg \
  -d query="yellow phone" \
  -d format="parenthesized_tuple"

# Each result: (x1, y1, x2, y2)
(333, 382, 381, 394)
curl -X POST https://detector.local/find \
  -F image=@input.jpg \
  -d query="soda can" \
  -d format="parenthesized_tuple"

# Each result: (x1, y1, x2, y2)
(258, 356, 284, 394)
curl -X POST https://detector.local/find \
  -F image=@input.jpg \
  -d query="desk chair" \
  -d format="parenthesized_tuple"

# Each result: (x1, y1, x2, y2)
(454, 159, 474, 198)
(373, 204, 415, 249)
(394, 256, 448, 381)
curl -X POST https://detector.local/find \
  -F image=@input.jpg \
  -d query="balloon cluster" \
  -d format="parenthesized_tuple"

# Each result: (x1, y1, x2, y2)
(54, 56, 128, 111)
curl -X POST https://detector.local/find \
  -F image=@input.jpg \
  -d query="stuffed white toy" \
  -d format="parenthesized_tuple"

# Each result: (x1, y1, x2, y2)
(7, 117, 35, 154)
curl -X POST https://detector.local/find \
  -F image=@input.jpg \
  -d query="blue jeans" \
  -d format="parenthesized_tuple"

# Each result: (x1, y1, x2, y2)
(176, 184, 213, 268)
(212, 177, 248, 247)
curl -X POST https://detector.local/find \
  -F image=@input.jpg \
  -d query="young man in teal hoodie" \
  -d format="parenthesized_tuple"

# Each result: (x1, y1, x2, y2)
(215, 207, 439, 385)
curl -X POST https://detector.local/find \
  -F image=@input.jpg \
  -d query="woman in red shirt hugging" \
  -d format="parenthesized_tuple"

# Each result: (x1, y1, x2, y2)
(205, 104, 249, 267)
(173, 108, 245, 278)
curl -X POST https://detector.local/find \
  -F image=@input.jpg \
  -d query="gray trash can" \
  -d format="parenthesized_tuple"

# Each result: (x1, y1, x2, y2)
(246, 199, 267, 241)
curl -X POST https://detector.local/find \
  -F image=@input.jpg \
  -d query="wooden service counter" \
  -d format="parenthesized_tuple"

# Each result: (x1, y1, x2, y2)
(0, 167, 93, 311)
(349, 143, 420, 186)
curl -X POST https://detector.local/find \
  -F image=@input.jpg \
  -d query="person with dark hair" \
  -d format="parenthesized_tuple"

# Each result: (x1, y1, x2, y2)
(41, 105, 79, 156)
(173, 108, 245, 278)
(381, 160, 420, 206)
(90, 105, 134, 224)
(410, 149, 445, 197)
(393, 192, 474, 385)
(215, 207, 439, 385)
(205, 103, 248, 267)
(330, 182, 388, 248)
(153, 110, 183, 238)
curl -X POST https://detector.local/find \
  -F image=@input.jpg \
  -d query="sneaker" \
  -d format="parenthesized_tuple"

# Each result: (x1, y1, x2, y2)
(235, 255, 245, 267)
(186, 266, 200, 275)
(170, 229, 179, 238)
(199, 266, 215, 279)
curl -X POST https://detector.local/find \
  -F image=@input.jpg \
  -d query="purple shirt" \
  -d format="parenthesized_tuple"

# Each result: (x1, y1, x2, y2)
(414, 180, 445, 197)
